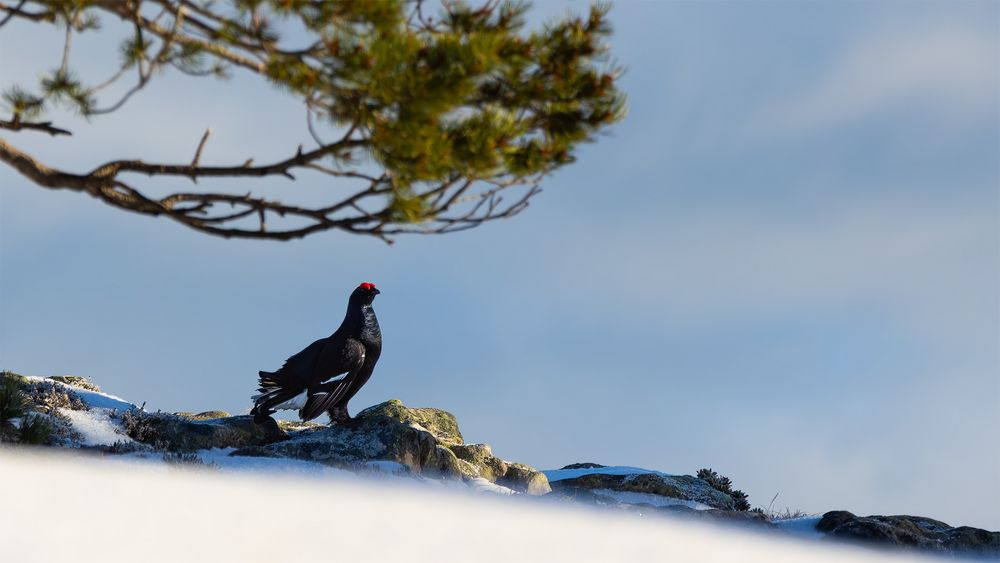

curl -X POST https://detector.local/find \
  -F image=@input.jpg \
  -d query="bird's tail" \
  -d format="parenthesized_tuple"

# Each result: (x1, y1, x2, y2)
(250, 370, 301, 424)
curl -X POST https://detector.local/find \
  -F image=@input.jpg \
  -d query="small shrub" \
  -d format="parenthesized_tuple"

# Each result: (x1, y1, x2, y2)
(756, 493, 809, 520)
(121, 408, 158, 443)
(766, 507, 810, 520)
(101, 440, 144, 454)
(18, 414, 53, 445)
(697, 467, 752, 511)
(162, 451, 217, 470)
(26, 380, 86, 412)
(0, 374, 28, 441)
(48, 376, 102, 392)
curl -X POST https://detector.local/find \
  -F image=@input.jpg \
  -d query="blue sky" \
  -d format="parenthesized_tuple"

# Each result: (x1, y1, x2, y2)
(1, 1, 998, 529)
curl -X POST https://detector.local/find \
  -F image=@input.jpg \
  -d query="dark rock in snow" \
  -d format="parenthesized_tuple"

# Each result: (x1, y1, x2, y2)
(817, 510, 1000, 557)
(135, 413, 287, 451)
(560, 462, 606, 470)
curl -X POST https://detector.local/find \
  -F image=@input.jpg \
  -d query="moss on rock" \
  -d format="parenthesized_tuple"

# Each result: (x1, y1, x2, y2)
(549, 472, 737, 510)
(357, 399, 464, 445)
(237, 400, 549, 494)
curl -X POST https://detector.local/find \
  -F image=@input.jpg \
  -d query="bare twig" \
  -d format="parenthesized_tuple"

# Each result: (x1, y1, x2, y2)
(0, 1, 40, 27)
(0, 118, 72, 136)
(190, 127, 211, 167)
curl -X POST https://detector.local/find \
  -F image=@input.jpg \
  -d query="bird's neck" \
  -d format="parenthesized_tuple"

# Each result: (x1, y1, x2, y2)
(343, 303, 377, 333)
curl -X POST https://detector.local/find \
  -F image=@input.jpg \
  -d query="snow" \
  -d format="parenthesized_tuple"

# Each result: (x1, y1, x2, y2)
(543, 465, 673, 482)
(466, 477, 517, 495)
(0, 449, 918, 563)
(20, 377, 136, 446)
(591, 489, 713, 510)
(24, 376, 135, 411)
(365, 460, 410, 475)
(773, 516, 826, 540)
(58, 408, 133, 446)
(200, 448, 355, 475)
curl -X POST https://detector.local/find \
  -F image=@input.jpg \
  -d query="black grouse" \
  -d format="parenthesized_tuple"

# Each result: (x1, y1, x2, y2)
(251, 282, 382, 424)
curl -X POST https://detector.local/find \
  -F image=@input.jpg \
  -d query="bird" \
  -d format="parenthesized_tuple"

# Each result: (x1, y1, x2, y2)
(251, 282, 382, 424)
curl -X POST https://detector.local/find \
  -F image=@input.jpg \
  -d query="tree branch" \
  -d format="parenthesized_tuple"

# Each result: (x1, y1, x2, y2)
(0, 0, 624, 242)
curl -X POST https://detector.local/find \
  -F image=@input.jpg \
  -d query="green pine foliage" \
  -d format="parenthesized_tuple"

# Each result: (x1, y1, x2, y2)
(697, 468, 752, 512)
(18, 414, 53, 445)
(0, 372, 28, 441)
(2, 0, 626, 232)
(1, 371, 54, 445)
(257, 1, 627, 212)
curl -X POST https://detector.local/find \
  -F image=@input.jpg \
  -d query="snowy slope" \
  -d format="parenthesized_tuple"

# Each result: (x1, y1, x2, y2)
(0, 450, 925, 563)
(25, 376, 135, 411)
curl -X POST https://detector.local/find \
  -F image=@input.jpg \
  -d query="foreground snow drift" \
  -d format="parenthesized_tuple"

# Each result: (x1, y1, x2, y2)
(1, 450, 920, 563)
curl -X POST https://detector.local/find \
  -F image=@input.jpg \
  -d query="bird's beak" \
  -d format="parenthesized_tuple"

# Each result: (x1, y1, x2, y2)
(373, 289, 381, 295)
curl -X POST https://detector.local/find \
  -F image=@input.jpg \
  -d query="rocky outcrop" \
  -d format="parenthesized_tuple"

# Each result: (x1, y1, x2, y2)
(548, 470, 740, 510)
(234, 400, 550, 494)
(450, 443, 550, 495)
(544, 464, 775, 530)
(8, 372, 997, 559)
(817, 510, 1000, 557)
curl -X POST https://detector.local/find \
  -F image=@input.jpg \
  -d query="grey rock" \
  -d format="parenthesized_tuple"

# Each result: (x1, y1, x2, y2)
(234, 399, 550, 494)
(549, 472, 739, 510)
(560, 462, 606, 470)
(133, 413, 287, 451)
(451, 443, 551, 494)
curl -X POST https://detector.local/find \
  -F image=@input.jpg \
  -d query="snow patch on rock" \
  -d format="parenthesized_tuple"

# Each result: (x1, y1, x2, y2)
(58, 408, 133, 446)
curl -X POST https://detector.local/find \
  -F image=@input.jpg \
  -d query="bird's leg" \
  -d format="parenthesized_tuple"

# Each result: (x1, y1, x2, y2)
(327, 405, 352, 425)
(251, 403, 275, 424)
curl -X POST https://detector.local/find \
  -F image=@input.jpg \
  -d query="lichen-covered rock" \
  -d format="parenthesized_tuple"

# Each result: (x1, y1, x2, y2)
(549, 472, 737, 510)
(359, 400, 465, 445)
(130, 413, 286, 451)
(817, 510, 1000, 557)
(234, 403, 462, 476)
(234, 399, 550, 494)
(451, 443, 551, 494)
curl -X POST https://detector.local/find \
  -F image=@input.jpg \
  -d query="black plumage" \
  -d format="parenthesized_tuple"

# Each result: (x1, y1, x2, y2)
(251, 282, 382, 424)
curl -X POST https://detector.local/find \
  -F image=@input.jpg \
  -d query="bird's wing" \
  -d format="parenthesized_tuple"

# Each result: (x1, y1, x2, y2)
(263, 338, 327, 388)
(298, 339, 365, 421)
